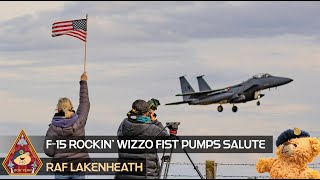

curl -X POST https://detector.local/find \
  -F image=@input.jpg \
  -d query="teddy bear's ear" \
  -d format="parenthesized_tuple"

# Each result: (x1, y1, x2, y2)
(311, 138, 320, 155)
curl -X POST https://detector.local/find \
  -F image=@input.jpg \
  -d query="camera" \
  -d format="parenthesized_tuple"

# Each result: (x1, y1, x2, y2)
(166, 122, 180, 130)
(148, 98, 160, 110)
(148, 98, 160, 118)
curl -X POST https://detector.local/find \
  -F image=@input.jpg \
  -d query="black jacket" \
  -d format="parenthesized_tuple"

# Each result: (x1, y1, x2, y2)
(116, 118, 169, 179)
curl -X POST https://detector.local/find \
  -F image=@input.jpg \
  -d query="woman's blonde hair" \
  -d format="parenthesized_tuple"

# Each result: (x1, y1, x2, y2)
(57, 98, 75, 119)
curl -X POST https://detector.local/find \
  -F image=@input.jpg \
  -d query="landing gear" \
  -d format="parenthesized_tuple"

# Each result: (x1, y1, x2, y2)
(217, 105, 223, 112)
(257, 101, 261, 106)
(232, 105, 238, 113)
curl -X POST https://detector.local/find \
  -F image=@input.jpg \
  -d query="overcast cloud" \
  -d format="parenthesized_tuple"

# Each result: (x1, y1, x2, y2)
(0, 1, 320, 179)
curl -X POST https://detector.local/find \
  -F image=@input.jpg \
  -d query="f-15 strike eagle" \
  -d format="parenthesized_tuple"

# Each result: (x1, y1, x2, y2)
(166, 73, 293, 112)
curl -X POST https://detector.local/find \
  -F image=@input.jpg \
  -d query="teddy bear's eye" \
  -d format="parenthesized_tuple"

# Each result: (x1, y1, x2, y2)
(293, 144, 297, 147)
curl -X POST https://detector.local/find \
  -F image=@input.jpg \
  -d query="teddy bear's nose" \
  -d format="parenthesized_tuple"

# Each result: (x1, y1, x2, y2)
(20, 157, 25, 160)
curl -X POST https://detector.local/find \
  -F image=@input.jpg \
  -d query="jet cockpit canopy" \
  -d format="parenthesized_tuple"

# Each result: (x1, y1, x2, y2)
(252, 73, 272, 79)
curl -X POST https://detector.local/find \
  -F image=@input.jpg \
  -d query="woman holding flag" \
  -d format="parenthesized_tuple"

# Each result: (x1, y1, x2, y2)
(44, 72, 90, 179)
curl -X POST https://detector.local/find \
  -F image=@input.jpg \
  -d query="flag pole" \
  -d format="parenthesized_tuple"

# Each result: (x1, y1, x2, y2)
(84, 14, 88, 73)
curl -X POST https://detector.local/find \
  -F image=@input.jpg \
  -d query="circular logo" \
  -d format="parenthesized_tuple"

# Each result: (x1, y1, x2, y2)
(294, 128, 301, 136)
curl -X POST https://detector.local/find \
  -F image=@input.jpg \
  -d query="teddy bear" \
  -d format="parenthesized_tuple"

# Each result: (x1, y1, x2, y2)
(256, 128, 320, 179)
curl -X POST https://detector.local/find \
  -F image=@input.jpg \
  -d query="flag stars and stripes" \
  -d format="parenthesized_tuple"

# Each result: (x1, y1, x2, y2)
(52, 19, 87, 42)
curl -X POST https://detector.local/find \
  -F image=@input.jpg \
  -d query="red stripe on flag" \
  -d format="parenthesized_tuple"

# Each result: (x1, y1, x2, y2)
(53, 20, 73, 25)
(52, 28, 74, 33)
(67, 30, 87, 38)
(52, 33, 67, 37)
(78, 29, 87, 34)
(67, 32, 86, 40)
(66, 33, 86, 42)
(52, 32, 86, 42)
(52, 24, 73, 29)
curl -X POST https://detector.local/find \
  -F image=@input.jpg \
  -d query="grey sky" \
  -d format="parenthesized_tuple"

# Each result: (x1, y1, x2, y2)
(0, 1, 320, 179)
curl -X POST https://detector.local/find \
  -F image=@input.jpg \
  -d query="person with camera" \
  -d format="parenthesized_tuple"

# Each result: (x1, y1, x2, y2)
(116, 99, 169, 179)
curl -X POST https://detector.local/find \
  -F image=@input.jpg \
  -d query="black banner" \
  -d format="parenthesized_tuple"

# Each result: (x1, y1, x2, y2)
(0, 135, 273, 154)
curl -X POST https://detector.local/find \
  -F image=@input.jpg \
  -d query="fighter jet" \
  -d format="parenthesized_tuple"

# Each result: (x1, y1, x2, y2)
(166, 73, 293, 112)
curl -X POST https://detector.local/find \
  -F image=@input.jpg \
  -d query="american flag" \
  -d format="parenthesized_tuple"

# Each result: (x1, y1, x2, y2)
(52, 19, 87, 42)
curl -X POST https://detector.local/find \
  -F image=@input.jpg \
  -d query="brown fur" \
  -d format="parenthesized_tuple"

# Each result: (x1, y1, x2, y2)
(256, 137, 320, 179)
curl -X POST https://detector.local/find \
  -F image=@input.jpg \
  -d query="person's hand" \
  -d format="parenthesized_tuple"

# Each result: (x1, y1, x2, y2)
(81, 72, 88, 81)
(149, 110, 157, 122)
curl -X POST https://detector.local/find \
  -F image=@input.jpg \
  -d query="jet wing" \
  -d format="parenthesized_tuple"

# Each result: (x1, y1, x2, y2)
(165, 100, 192, 105)
(175, 88, 228, 97)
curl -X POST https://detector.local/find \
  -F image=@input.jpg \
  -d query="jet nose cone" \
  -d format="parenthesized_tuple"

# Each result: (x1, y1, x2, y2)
(279, 77, 293, 86)
(285, 78, 293, 84)
(268, 77, 293, 88)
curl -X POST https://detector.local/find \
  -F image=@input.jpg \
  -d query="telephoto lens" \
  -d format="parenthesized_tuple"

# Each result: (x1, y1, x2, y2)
(148, 98, 160, 110)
